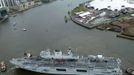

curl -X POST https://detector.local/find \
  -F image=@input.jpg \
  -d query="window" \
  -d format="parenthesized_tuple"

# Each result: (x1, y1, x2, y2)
(76, 69, 87, 72)
(56, 68, 66, 71)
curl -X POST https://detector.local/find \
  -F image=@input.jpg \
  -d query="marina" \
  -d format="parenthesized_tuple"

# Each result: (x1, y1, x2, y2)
(70, 0, 134, 40)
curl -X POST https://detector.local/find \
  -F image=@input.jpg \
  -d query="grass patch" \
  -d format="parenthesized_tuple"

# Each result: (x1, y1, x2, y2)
(71, 4, 87, 16)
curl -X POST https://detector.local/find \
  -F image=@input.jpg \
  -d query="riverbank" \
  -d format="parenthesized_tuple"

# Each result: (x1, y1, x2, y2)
(70, 0, 134, 40)
(0, 15, 8, 23)
(8, 1, 42, 17)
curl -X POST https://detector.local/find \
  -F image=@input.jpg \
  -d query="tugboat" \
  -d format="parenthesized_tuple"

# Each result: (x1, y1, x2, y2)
(126, 68, 134, 75)
(10, 48, 122, 75)
(0, 61, 7, 72)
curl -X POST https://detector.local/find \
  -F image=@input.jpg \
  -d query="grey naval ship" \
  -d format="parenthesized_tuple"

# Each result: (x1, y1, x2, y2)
(10, 48, 122, 75)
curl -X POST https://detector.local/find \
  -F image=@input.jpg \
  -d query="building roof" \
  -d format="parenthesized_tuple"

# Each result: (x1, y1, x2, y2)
(79, 12, 90, 17)
(90, 0, 134, 11)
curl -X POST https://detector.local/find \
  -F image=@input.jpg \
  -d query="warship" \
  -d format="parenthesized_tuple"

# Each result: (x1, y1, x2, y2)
(10, 48, 122, 75)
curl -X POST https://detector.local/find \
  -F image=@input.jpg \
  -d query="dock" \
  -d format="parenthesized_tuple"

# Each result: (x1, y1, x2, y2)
(70, 15, 99, 29)
(116, 34, 134, 40)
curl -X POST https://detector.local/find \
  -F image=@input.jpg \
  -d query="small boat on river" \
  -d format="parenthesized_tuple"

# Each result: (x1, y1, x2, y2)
(22, 28, 27, 31)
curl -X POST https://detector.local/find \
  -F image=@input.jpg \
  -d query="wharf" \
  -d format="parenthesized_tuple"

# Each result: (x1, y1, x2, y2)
(116, 34, 134, 40)
(70, 15, 99, 29)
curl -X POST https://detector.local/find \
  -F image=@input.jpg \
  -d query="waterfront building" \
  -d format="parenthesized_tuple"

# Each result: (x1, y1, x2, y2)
(0, 0, 8, 20)
(27, 0, 35, 8)
(0, 0, 35, 12)
(0, 0, 21, 11)
(4, 0, 18, 7)
(0, 0, 6, 8)
(17, 0, 35, 11)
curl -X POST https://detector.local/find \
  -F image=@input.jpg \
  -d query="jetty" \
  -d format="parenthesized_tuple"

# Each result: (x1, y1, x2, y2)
(116, 34, 134, 40)
(70, 15, 99, 29)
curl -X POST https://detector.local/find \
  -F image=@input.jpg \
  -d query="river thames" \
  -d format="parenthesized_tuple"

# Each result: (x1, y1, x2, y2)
(0, 0, 134, 75)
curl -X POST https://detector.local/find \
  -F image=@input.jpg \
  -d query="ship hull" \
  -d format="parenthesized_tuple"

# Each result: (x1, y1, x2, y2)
(13, 66, 122, 75)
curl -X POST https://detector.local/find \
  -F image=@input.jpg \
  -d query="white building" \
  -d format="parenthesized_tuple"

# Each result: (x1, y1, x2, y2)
(4, 0, 21, 9)
(0, 0, 21, 10)
(0, 0, 6, 8)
